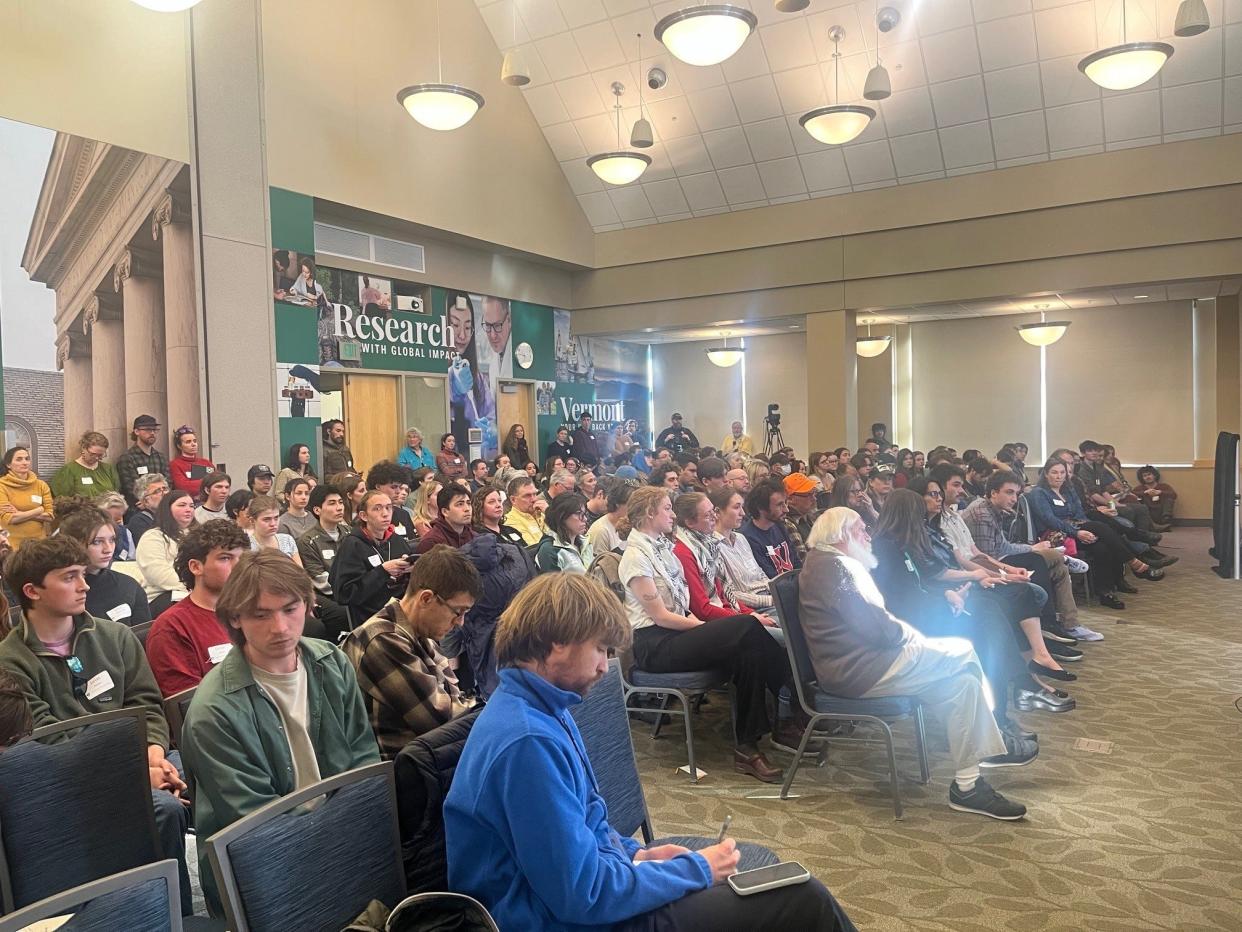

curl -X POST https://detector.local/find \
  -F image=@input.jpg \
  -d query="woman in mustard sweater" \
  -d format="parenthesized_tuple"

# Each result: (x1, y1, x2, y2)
(0, 446, 54, 550)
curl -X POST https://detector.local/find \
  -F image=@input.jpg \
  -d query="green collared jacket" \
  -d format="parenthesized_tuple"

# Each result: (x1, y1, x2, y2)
(180, 636, 379, 914)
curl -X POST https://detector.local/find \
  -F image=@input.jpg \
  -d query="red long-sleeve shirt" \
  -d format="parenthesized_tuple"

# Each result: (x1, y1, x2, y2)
(144, 595, 234, 697)
(672, 539, 753, 620)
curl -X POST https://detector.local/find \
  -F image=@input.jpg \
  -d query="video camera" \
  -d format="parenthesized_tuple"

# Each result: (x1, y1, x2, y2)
(765, 403, 781, 429)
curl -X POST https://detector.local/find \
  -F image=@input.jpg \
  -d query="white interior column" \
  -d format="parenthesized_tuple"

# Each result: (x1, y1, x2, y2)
(153, 190, 201, 443)
(84, 290, 126, 454)
(115, 245, 168, 435)
(57, 331, 94, 460)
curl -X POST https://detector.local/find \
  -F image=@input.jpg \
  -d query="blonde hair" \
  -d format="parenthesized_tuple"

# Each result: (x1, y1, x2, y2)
(79, 431, 109, 451)
(216, 550, 313, 646)
(625, 486, 671, 531)
(495, 573, 631, 667)
(410, 480, 441, 527)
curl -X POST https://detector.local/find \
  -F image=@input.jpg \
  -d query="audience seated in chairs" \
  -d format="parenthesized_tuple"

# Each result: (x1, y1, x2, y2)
(297, 483, 351, 642)
(145, 519, 249, 697)
(740, 478, 802, 579)
(135, 489, 195, 616)
(458, 533, 535, 699)
(417, 483, 478, 553)
(535, 492, 594, 574)
(126, 473, 169, 546)
(619, 487, 794, 784)
(331, 490, 417, 624)
(709, 488, 776, 611)
(672, 491, 772, 624)
(798, 508, 1033, 818)
(57, 504, 151, 628)
(343, 546, 481, 759)
(0, 536, 193, 911)
(586, 479, 632, 556)
(782, 472, 821, 561)
(501, 476, 548, 547)
(181, 550, 379, 916)
(444, 573, 856, 931)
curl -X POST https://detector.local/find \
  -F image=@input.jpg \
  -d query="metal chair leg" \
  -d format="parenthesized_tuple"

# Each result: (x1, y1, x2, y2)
(651, 693, 672, 739)
(913, 705, 930, 784)
(878, 719, 904, 820)
(680, 691, 701, 783)
(778, 718, 821, 799)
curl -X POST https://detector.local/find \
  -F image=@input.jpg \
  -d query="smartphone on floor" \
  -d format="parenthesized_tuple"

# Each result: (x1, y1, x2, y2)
(727, 861, 810, 896)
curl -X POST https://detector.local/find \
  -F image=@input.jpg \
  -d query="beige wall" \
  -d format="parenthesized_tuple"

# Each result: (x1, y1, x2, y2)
(857, 346, 894, 448)
(745, 333, 807, 459)
(650, 342, 743, 453)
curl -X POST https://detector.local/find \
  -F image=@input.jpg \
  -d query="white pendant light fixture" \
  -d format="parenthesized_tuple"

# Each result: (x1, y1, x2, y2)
(1174, 0, 1210, 36)
(775, 0, 811, 11)
(130, 0, 203, 9)
(1078, 0, 1173, 91)
(706, 333, 746, 367)
(500, 0, 531, 86)
(856, 320, 891, 357)
(397, 0, 485, 131)
(588, 83, 652, 185)
(655, 4, 759, 67)
(630, 34, 655, 149)
(800, 26, 876, 145)
(863, 2, 893, 101)
(1017, 310, 1071, 347)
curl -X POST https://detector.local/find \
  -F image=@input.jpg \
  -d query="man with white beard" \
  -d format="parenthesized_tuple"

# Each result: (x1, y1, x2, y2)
(797, 507, 1035, 820)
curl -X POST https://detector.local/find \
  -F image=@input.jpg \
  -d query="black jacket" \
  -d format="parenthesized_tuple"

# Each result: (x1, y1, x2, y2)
(84, 568, 151, 627)
(329, 527, 415, 624)
(394, 709, 481, 895)
(457, 535, 534, 698)
(126, 508, 157, 545)
(545, 439, 573, 463)
(570, 428, 600, 466)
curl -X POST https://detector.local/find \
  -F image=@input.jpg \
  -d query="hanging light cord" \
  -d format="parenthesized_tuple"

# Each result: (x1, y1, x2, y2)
(436, 0, 443, 83)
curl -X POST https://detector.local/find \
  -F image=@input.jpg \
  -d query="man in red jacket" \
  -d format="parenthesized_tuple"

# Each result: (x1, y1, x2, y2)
(416, 485, 477, 554)
(145, 519, 249, 697)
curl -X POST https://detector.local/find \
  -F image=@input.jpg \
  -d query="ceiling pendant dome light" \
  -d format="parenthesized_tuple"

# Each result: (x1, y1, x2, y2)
(800, 26, 876, 145)
(589, 83, 652, 185)
(706, 334, 746, 367)
(1017, 311, 1071, 347)
(655, 4, 758, 67)
(397, 0, 485, 130)
(1078, 0, 1173, 90)
(856, 320, 891, 358)
(130, 0, 203, 9)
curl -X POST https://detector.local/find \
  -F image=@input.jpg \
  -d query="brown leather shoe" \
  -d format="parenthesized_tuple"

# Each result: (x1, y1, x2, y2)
(771, 719, 812, 751)
(734, 749, 784, 783)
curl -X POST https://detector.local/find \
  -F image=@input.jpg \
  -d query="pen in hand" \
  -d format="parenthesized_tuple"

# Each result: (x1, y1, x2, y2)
(716, 814, 733, 843)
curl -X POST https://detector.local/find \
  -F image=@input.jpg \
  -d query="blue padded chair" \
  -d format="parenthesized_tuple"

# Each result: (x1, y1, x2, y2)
(770, 570, 929, 819)
(572, 661, 778, 871)
(0, 707, 161, 913)
(620, 655, 733, 783)
(0, 860, 180, 932)
(205, 762, 405, 932)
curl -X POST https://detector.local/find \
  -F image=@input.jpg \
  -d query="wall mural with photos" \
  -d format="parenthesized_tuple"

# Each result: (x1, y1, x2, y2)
(269, 188, 649, 472)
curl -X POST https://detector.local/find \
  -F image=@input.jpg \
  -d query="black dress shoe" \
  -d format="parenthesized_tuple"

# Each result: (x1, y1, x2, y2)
(1041, 622, 1078, 644)
(1145, 553, 1179, 568)
(1029, 660, 1077, 682)
(1116, 580, 1139, 594)
(1047, 641, 1084, 661)
(1136, 567, 1165, 581)
(1099, 593, 1126, 609)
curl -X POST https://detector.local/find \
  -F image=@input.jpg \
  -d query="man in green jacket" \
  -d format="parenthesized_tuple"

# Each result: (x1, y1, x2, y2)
(180, 549, 379, 917)
(0, 537, 193, 911)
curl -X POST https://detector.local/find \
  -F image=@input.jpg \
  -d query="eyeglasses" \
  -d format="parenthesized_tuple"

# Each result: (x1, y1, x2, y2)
(434, 594, 472, 618)
(926, 490, 944, 499)
(481, 315, 510, 335)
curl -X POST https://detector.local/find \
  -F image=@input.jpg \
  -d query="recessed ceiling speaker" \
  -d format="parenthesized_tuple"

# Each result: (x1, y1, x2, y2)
(876, 7, 901, 32)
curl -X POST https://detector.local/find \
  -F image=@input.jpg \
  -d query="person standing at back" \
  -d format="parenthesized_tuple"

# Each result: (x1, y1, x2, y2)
(115, 416, 169, 510)
(50, 432, 120, 499)
(322, 419, 354, 476)
(0, 446, 53, 551)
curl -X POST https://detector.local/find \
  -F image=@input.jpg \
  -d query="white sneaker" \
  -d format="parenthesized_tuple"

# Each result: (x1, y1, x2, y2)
(1065, 556, 1090, 574)
(1065, 625, 1103, 642)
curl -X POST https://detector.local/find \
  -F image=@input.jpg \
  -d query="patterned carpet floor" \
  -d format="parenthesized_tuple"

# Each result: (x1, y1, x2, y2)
(633, 528, 1242, 931)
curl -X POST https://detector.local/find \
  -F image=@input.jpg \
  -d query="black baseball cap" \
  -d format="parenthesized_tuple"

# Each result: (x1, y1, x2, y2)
(132, 415, 160, 430)
(671, 413, 683, 420)
(248, 464, 275, 480)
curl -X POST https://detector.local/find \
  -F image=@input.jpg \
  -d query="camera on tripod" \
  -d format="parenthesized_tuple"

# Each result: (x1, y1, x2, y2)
(765, 403, 781, 429)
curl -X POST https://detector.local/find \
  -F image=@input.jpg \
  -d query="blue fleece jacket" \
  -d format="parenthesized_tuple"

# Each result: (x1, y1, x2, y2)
(444, 667, 712, 930)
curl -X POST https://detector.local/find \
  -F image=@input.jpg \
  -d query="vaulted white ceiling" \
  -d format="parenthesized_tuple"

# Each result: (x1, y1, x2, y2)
(475, 0, 1242, 231)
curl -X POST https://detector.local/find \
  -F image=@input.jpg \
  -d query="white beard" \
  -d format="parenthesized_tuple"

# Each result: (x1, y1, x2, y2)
(843, 539, 878, 570)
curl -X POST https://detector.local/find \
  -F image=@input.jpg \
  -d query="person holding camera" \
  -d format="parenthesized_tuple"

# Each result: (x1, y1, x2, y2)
(329, 490, 416, 623)
(655, 413, 699, 455)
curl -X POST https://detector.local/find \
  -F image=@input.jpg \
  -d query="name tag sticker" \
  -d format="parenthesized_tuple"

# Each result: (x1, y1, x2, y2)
(321, 549, 335, 560)
(171, 590, 189, 602)
(1152, 495, 1160, 501)
(106, 604, 132, 622)
(137, 466, 149, 475)
(80, 476, 94, 485)
(117, 550, 128, 560)
(185, 471, 193, 479)
(393, 525, 407, 536)
(904, 557, 916, 573)
(1053, 499, 1065, 507)
(84, 670, 115, 701)
(368, 553, 383, 567)
(207, 643, 232, 665)
(30, 495, 42, 504)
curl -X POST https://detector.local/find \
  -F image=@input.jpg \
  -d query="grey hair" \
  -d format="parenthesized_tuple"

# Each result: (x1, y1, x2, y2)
(132, 473, 168, 499)
(549, 469, 575, 489)
(806, 507, 864, 551)
(94, 491, 127, 511)
(406, 427, 423, 439)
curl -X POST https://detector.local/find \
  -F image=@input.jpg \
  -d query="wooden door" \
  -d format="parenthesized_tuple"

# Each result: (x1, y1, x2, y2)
(496, 382, 535, 456)
(343, 373, 400, 476)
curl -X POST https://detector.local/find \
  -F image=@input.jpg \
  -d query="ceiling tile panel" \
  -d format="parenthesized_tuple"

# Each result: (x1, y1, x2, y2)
(930, 75, 991, 125)
(577, 191, 621, 226)
(843, 139, 898, 183)
(760, 18, 819, 71)
(973, 0, 1034, 22)
(991, 110, 1049, 158)
(773, 64, 829, 115)
(556, 0, 608, 30)
(984, 63, 1045, 115)
(743, 117, 797, 161)
(799, 149, 852, 190)
(534, 32, 589, 80)
(703, 125, 755, 169)
(1102, 90, 1161, 140)
(555, 75, 607, 120)
(938, 119, 997, 166)
(679, 172, 729, 210)
(882, 86, 938, 135)
(686, 85, 741, 131)
(921, 27, 984, 82)
(1033, 1, 1098, 58)
(641, 178, 691, 215)
(645, 95, 700, 139)
(571, 20, 627, 68)
(730, 74, 785, 122)
(521, 0, 570, 39)
(717, 164, 768, 204)
(1161, 29, 1225, 86)
(1045, 100, 1104, 149)
(1225, 75, 1242, 123)
(544, 121, 588, 159)
(522, 83, 571, 124)
(1162, 81, 1224, 133)
(663, 134, 715, 174)
(890, 130, 947, 174)
(607, 185, 654, 221)
(976, 14, 1040, 71)
(757, 157, 810, 198)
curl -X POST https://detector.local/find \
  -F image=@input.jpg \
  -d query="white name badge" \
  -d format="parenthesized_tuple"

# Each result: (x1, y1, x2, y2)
(321, 549, 335, 560)
(84, 670, 115, 701)
(207, 642, 232, 665)
(368, 553, 382, 567)
(1152, 495, 1161, 501)
(117, 550, 128, 560)
(106, 603, 132, 622)
(1053, 499, 1065, 507)
(30, 495, 42, 504)
(80, 476, 94, 485)
(171, 590, 189, 602)
(393, 525, 407, 536)
(137, 466, 149, 475)
(185, 471, 193, 479)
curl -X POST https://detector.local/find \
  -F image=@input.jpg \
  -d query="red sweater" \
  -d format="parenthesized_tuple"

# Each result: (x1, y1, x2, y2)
(168, 455, 215, 498)
(145, 595, 234, 697)
(672, 539, 752, 621)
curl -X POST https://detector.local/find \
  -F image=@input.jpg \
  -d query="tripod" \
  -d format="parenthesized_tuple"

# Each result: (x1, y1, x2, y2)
(763, 418, 786, 457)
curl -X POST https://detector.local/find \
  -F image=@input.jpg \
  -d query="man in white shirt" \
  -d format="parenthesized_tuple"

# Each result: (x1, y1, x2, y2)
(587, 480, 633, 555)
(477, 296, 513, 380)
(194, 472, 231, 524)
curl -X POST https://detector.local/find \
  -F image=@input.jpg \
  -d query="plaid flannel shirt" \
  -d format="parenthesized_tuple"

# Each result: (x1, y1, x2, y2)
(962, 498, 1032, 560)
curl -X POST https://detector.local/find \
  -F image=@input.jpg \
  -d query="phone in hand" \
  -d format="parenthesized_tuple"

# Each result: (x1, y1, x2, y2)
(727, 861, 810, 896)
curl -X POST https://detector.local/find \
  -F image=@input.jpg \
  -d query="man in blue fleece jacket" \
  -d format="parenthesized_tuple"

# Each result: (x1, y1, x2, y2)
(444, 573, 855, 931)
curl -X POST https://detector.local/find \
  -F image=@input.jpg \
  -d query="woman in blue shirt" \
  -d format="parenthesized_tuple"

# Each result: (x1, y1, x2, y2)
(1026, 458, 1159, 610)
(397, 427, 437, 471)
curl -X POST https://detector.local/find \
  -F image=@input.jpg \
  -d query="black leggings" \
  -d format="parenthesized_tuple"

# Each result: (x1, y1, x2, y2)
(616, 876, 857, 932)
(1076, 520, 1131, 593)
(632, 616, 790, 745)
(910, 599, 1027, 710)
(1002, 552, 1058, 627)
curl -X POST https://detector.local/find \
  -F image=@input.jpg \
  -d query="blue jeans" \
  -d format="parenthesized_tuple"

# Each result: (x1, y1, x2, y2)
(152, 749, 193, 915)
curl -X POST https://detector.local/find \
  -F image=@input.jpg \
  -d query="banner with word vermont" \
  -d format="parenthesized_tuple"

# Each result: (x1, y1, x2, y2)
(269, 188, 650, 472)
